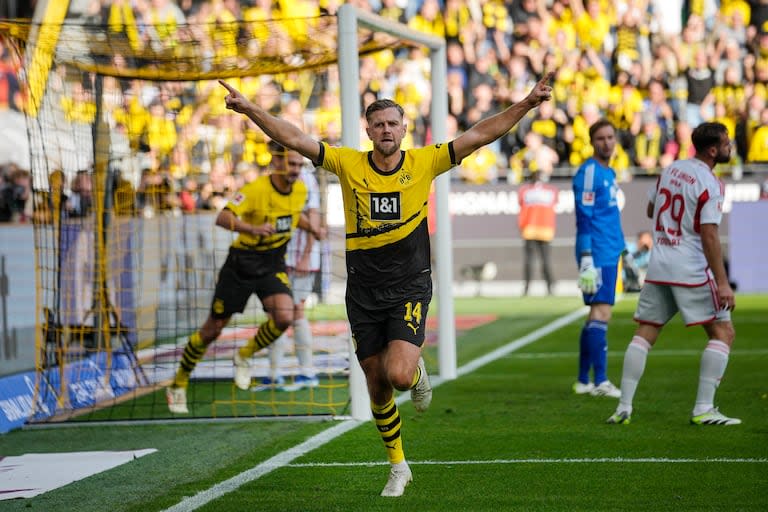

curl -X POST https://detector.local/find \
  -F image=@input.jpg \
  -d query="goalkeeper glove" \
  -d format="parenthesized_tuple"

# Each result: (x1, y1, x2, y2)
(578, 255, 598, 294)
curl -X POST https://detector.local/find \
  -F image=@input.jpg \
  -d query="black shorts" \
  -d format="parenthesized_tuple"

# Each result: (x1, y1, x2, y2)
(211, 248, 291, 319)
(346, 271, 432, 361)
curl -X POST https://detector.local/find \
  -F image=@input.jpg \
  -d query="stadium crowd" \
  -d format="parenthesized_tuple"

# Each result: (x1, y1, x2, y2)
(1, 0, 768, 221)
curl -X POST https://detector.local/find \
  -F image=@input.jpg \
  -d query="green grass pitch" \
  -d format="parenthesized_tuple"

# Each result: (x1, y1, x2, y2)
(1, 294, 766, 511)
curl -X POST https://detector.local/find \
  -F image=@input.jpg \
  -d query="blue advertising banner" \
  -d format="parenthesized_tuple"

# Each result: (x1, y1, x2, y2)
(0, 352, 137, 433)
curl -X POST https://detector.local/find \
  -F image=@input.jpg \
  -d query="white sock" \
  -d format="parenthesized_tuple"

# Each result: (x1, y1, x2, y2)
(293, 317, 315, 377)
(693, 340, 729, 416)
(617, 336, 652, 414)
(268, 335, 288, 381)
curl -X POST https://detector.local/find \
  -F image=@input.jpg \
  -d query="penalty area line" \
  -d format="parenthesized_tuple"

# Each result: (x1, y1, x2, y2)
(162, 307, 587, 512)
(286, 457, 768, 468)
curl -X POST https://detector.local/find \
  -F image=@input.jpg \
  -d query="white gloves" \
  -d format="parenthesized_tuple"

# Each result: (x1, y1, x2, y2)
(578, 255, 598, 294)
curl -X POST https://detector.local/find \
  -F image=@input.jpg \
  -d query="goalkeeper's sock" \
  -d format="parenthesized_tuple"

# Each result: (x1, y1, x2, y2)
(693, 340, 729, 416)
(578, 325, 590, 384)
(173, 331, 206, 388)
(585, 320, 608, 384)
(372, 398, 405, 464)
(618, 336, 652, 412)
(239, 318, 283, 359)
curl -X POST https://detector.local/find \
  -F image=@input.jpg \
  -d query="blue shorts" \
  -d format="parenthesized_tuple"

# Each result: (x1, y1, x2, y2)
(582, 264, 618, 306)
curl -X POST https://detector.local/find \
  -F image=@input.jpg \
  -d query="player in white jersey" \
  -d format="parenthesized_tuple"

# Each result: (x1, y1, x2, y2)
(607, 122, 740, 426)
(260, 165, 324, 391)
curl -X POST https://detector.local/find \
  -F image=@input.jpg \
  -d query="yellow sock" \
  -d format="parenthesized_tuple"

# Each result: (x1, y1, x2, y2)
(239, 318, 283, 359)
(410, 364, 422, 389)
(173, 331, 205, 388)
(372, 398, 405, 464)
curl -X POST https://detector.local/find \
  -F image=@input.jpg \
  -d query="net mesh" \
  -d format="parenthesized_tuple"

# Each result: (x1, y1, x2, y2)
(0, 13, 412, 423)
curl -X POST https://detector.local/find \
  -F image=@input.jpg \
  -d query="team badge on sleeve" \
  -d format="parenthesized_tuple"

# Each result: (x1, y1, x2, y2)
(582, 191, 595, 206)
(231, 192, 245, 205)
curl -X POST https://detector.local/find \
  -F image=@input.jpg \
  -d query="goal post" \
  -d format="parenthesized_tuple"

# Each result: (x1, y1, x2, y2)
(337, 5, 457, 420)
(1, 3, 457, 427)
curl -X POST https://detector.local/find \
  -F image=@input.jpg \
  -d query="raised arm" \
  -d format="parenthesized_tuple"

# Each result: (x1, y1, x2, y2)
(451, 71, 554, 163)
(219, 80, 321, 163)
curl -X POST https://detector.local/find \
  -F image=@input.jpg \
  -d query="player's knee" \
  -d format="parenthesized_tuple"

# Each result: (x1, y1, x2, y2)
(388, 369, 413, 391)
(272, 312, 293, 332)
(201, 318, 227, 343)
(709, 321, 735, 346)
(719, 323, 736, 345)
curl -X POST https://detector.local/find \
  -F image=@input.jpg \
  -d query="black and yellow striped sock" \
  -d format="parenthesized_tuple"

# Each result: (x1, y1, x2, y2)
(238, 318, 283, 359)
(173, 331, 206, 388)
(410, 364, 422, 389)
(372, 398, 405, 464)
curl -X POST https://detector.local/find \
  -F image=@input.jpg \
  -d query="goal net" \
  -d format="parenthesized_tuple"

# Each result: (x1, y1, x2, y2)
(0, 1, 452, 425)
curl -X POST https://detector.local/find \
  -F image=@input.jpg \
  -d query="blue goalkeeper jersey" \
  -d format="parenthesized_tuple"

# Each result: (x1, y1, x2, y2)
(572, 157, 626, 267)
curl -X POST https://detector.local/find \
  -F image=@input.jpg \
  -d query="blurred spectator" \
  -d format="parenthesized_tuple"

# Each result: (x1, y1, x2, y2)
(510, 0, 542, 40)
(632, 113, 667, 173)
(196, 180, 216, 211)
(746, 107, 768, 163)
(684, 46, 717, 128)
(408, 0, 445, 38)
(113, 172, 137, 217)
(179, 176, 200, 213)
(458, 146, 500, 185)
(509, 131, 559, 184)
(643, 79, 675, 139)
(0, 166, 31, 222)
(108, 0, 143, 53)
(378, 0, 405, 24)
(32, 169, 67, 225)
(143, 0, 187, 52)
(137, 167, 177, 216)
(67, 170, 93, 218)
(0, 41, 22, 112)
(606, 70, 644, 148)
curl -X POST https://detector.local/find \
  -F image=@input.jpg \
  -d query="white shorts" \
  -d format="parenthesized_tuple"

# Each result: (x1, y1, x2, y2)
(634, 280, 731, 327)
(289, 272, 315, 304)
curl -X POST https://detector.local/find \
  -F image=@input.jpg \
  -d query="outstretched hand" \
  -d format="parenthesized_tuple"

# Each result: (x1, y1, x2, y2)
(219, 80, 249, 114)
(526, 71, 554, 107)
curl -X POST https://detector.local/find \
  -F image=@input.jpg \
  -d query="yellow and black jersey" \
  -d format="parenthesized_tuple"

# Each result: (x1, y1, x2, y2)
(317, 141, 457, 287)
(225, 174, 308, 254)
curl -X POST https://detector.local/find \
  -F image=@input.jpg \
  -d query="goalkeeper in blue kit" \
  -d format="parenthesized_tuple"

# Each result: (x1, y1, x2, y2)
(571, 119, 628, 398)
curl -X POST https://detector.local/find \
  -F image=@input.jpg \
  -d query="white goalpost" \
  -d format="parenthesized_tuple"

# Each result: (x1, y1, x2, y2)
(337, 5, 457, 420)
(6, 1, 454, 426)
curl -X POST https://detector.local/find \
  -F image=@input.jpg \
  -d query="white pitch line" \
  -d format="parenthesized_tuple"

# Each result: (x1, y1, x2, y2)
(286, 457, 768, 467)
(163, 307, 588, 512)
(456, 306, 588, 377)
(162, 420, 364, 512)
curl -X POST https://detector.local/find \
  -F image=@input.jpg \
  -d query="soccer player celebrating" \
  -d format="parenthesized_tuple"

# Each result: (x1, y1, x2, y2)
(607, 122, 739, 426)
(261, 164, 324, 391)
(166, 141, 316, 414)
(571, 119, 625, 398)
(220, 72, 554, 497)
